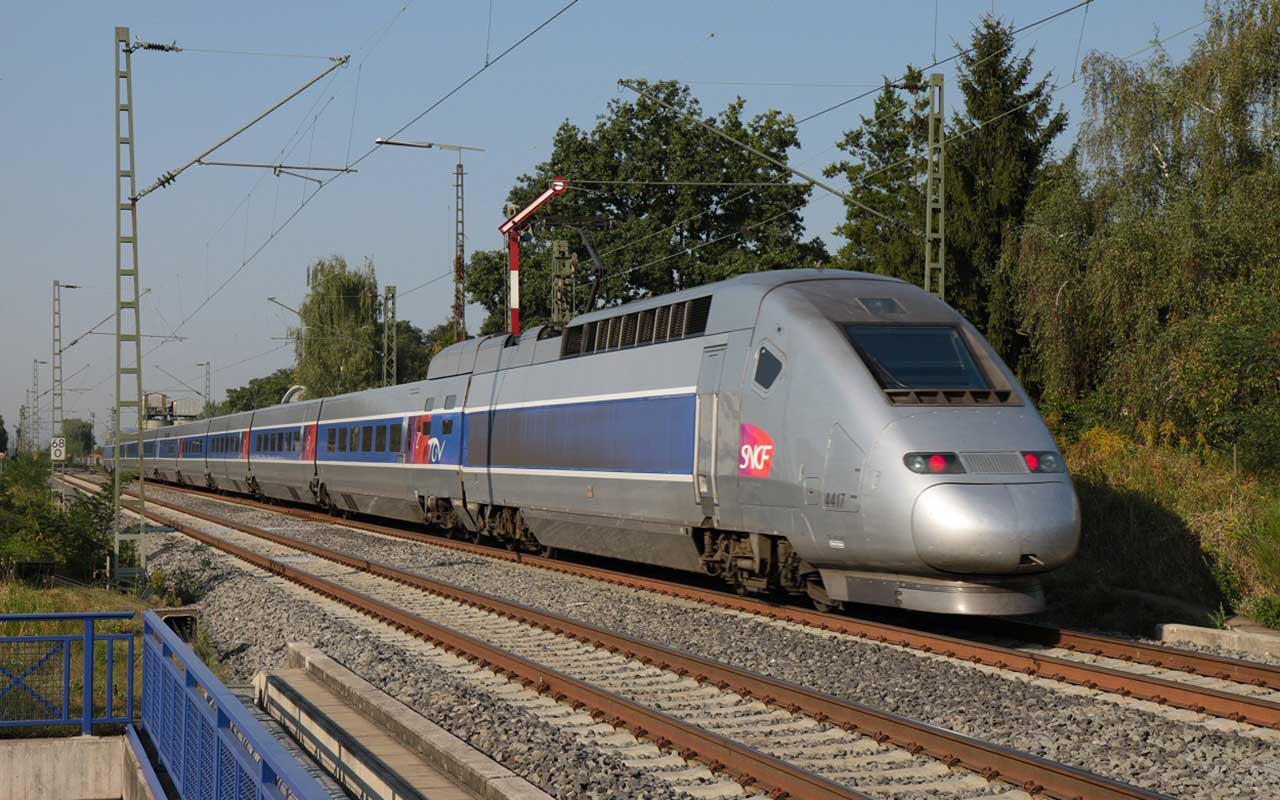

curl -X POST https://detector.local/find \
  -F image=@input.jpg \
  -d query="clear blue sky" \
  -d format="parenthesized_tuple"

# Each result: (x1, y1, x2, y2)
(1, 0, 1205, 443)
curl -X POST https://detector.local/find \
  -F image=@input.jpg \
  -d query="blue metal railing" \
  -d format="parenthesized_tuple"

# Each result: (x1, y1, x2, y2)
(140, 610, 329, 800)
(0, 611, 136, 735)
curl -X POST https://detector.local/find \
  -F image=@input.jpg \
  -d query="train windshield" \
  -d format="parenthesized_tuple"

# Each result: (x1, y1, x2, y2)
(845, 325, 989, 390)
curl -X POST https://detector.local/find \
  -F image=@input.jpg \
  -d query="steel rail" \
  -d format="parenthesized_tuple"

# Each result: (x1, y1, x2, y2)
(72, 475, 1280, 727)
(80, 476, 1173, 800)
(81, 486, 863, 800)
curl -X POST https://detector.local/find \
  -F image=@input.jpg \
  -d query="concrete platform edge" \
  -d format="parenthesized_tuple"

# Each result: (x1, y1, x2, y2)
(286, 641, 553, 800)
(1157, 622, 1280, 659)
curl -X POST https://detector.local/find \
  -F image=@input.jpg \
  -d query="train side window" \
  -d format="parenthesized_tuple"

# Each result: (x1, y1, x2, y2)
(423, 419, 432, 435)
(327, 428, 336, 453)
(425, 398, 435, 412)
(375, 425, 386, 452)
(442, 418, 454, 435)
(338, 428, 348, 452)
(389, 424, 402, 453)
(754, 346, 783, 390)
(361, 425, 373, 452)
(444, 394, 456, 409)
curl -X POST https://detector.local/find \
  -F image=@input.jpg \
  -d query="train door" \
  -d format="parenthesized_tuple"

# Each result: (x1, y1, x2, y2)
(695, 345, 726, 517)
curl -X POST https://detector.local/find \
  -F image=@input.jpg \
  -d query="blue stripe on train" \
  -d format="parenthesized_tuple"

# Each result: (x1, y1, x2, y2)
(463, 394, 695, 474)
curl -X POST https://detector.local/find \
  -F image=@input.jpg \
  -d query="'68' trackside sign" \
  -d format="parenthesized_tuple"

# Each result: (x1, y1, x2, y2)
(739, 423, 775, 478)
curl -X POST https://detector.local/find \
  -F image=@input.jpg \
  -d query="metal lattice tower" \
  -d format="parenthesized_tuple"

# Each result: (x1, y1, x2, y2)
(114, 26, 146, 578)
(52, 281, 65, 447)
(453, 160, 466, 342)
(31, 361, 40, 451)
(383, 285, 397, 387)
(923, 72, 946, 301)
(201, 361, 212, 415)
(551, 239, 571, 324)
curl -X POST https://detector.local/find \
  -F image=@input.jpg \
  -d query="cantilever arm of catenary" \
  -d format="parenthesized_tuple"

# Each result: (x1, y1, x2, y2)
(134, 55, 350, 202)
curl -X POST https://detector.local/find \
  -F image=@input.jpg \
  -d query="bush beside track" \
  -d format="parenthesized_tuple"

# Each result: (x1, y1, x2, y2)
(1043, 423, 1280, 632)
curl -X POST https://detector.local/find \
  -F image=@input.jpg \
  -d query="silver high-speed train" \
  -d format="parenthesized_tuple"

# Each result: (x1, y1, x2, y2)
(108, 269, 1080, 615)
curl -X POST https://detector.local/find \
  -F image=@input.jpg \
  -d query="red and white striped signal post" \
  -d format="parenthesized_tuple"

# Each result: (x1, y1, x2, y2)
(498, 177, 568, 336)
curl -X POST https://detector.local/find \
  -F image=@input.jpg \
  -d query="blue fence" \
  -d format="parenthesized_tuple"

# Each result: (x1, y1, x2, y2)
(0, 611, 135, 735)
(140, 610, 329, 800)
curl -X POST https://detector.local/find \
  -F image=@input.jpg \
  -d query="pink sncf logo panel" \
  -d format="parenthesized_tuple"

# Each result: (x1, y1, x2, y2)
(739, 423, 776, 478)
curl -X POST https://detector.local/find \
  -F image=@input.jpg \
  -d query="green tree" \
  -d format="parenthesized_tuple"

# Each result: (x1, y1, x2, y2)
(62, 418, 94, 460)
(295, 256, 379, 398)
(946, 16, 1067, 366)
(467, 81, 827, 332)
(1014, 0, 1280, 468)
(824, 69, 929, 282)
(0, 414, 8, 454)
(221, 367, 298, 413)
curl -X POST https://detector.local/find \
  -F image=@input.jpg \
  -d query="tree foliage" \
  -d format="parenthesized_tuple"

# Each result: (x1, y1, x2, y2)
(823, 68, 929, 283)
(945, 17, 1067, 364)
(0, 415, 7, 454)
(1014, 0, 1280, 469)
(220, 368, 298, 413)
(62, 418, 93, 460)
(467, 81, 828, 332)
(295, 256, 380, 398)
(0, 454, 112, 579)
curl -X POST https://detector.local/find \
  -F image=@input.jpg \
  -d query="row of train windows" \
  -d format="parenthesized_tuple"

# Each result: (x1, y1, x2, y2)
(256, 430, 300, 454)
(210, 435, 242, 454)
(325, 423, 403, 455)
(423, 394, 457, 412)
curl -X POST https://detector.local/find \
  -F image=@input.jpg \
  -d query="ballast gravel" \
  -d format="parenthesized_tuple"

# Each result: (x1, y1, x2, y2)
(141, 532, 717, 800)
(144, 486, 1280, 799)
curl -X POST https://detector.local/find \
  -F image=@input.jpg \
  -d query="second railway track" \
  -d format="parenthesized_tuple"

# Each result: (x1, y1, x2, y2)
(65, 473, 1175, 800)
(80, 473, 1280, 733)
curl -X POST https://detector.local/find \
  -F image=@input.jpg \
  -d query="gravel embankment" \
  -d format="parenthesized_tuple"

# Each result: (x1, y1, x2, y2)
(144, 487, 1280, 799)
(141, 530, 736, 800)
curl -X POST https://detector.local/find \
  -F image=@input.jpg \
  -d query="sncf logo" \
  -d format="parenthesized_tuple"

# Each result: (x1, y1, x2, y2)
(739, 423, 775, 478)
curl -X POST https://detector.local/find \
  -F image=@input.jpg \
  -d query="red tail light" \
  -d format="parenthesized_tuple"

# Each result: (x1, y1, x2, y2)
(903, 452, 965, 474)
(1022, 451, 1065, 473)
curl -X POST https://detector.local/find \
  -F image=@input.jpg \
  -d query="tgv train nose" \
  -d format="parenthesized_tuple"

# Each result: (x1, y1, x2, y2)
(911, 482, 1080, 573)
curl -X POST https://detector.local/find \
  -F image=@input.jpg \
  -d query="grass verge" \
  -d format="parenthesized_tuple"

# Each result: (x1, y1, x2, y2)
(1039, 425, 1280, 634)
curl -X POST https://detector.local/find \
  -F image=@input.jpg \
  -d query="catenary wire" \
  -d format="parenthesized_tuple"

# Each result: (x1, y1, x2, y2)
(143, 0, 583, 368)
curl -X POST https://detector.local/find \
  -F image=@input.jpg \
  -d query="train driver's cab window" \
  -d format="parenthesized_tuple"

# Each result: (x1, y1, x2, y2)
(754, 346, 783, 390)
(845, 325, 989, 390)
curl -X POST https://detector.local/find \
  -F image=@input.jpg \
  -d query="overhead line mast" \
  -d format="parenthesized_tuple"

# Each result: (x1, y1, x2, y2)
(114, 26, 151, 582)
(922, 73, 946, 300)
(373, 138, 485, 343)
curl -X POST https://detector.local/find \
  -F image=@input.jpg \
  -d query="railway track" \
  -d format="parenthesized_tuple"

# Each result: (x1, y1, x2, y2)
(80, 473, 1280, 733)
(66, 473, 1169, 800)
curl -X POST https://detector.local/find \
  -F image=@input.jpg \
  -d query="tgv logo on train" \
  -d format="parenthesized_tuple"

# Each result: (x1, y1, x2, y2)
(427, 437, 445, 464)
(739, 424, 775, 478)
